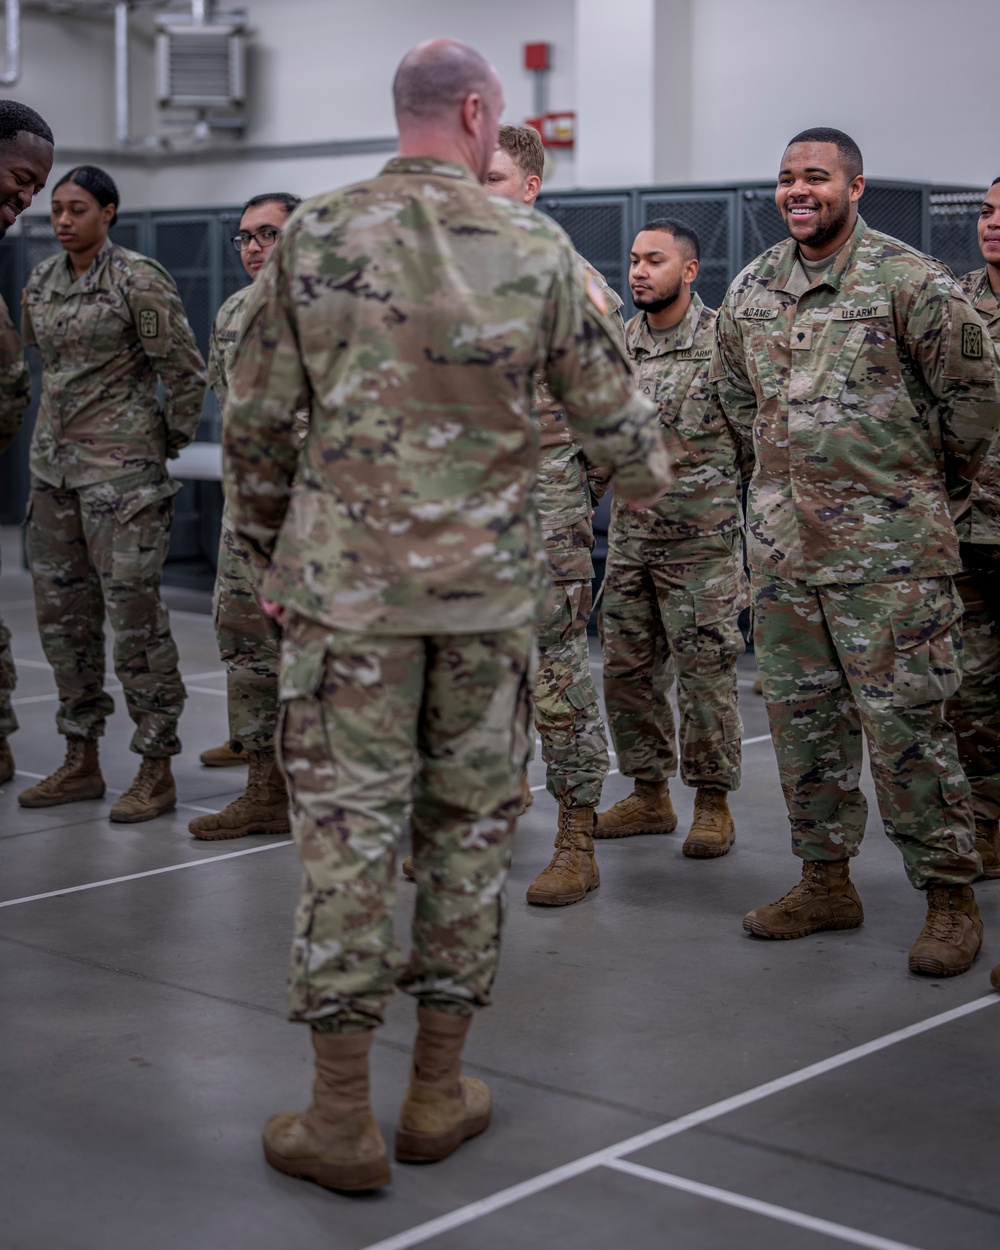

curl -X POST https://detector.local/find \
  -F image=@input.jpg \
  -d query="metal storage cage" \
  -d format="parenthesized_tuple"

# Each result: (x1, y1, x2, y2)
(0, 178, 988, 586)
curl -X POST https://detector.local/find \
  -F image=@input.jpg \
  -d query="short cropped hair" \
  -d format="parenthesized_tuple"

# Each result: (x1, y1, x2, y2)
(640, 217, 700, 263)
(991, 176, 1000, 189)
(242, 192, 302, 216)
(497, 124, 544, 183)
(0, 100, 53, 147)
(785, 127, 863, 181)
(393, 40, 495, 121)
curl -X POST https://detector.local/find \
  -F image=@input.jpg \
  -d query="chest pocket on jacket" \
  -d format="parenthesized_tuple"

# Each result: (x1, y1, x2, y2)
(86, 294, 132, 359)
(746, 327, 781, 401)
(659, 361, 714, 440)
(792, 316, 901, 418)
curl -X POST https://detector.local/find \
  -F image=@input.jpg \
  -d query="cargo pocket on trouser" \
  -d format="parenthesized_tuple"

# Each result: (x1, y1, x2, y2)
(110, 478, 180, 584)
(689, 569, 751, 678)
(891, 588, 964, 707)
(276, 637, 329, 804)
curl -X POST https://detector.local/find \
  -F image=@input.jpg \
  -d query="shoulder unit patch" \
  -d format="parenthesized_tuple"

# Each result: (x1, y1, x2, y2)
(962, 322, 983, 359)
(139, 309, 159, 338)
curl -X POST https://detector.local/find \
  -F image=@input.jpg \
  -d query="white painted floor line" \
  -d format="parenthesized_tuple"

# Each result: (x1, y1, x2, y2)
(2, 599, 38, 610)
(603, 1159, 925, 1250)
(186, 685, 228, 697)
(12, 661, 225, 682)
(0, 839, 294, 909)
(356, 995, 999, 1250)
(11, 770, 223, 819)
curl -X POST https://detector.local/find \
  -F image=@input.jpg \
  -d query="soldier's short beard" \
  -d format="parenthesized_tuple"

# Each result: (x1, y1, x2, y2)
(797, 195, 852, 252)
(633, 280, 682, 315)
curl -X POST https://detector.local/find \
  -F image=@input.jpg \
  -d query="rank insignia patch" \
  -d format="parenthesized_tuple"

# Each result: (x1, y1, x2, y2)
(139, 309, 159, 338)
(962, 322, 983, 359)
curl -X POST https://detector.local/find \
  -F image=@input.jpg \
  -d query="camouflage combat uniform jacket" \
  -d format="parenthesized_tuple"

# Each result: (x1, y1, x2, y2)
(534, 258, 623, 583)
(956, 267, 1000, 548)
(614, 293, 743, 544)
(224, 156, 667, 637)
(711, 216, 1000, 585)
(0, 294, 29, 455)
(23, 240, 207, 488)
(208, 283, 252, 411)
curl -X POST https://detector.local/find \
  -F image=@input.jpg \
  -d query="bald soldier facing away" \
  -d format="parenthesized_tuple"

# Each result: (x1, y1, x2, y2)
(224, 38, 669, 1193)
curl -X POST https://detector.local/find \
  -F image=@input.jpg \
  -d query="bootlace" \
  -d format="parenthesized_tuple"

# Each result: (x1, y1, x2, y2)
(544, 845, 580, 877)
(693, 791, 727, 832)
(773, 863, 826, 911)
(40, 740, 87, 789)
(921, 888, 962, 943)
(121, 756, 162, 803)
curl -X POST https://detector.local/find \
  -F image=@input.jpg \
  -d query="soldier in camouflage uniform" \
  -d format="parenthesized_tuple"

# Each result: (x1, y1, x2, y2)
(597, 221, 749, 857)
(0, 103, 53, 785)
(711, 128, 1000, 978)
(188, 192, 302, 841)
(17, 166, 206, 822)
(224, 39, 669, 1193)
(483, 123, 614, 907)
(945, 175, 1000, 883)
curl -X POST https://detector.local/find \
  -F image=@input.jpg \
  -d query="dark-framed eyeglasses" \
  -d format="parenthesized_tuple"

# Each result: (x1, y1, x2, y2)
(231, 228, 281, 253)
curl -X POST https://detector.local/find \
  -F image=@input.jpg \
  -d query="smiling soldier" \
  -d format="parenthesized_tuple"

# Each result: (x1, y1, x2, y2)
(711, 127, 1000, 977)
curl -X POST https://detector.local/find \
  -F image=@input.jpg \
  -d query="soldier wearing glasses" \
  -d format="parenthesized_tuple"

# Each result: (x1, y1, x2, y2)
(188, 193, 303, 841)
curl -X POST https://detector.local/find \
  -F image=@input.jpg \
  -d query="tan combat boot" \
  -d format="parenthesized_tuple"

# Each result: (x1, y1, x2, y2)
(401, 855, 415, 881)
(743, 860, 864, 939)
(199, 740, 247, 767)
(526, 804, 600, 905)
(109, 756, 176, 823)
(188, 751, 290, 840)
(18, 737, 105, 808)
(395, 1007, 491, 1163)
(263, 1030, 390, 1192)
(514, 770, 534, 816)
(908, 885, 983, 977)
(682, 787, 736, 859)
(595, 779, 677, 838)
(974, 819, 1000, 880)
(0, 737, 13, 785)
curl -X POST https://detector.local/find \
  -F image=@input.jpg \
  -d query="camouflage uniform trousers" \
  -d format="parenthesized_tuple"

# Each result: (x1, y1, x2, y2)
(26, 475, 186, 756)
(946, 549, 1000, 823)
(0, 546, 16, 738)
(533, 578, 609, 809)
(278, 615, 535, 1031)
(600, 531, 748, 790)
(753, 573, 981, 888)
(214, 512, 281, 751)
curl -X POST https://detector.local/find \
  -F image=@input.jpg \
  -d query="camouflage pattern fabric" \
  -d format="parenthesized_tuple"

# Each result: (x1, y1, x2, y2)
(945, 269, 1000, 823)
(23, 240, 206, 488)
(208, 284, 280, 750)
(712, 216, 999, 889)
(601, 533, 747, 789)
(224, 155, 668, 1027)
(530, 257, 620, 809)
(600, 296, 748, 792)
(534, 573, 608, 809)
(223, 156, 667, 635)
(280, 615, 534, 1027)
(0, 292, 31, 739)
(711, 216, 1000, 586)
(27, 473, 186, 756)
(753, 573, 980, 888)
(0, 615, 16, 739)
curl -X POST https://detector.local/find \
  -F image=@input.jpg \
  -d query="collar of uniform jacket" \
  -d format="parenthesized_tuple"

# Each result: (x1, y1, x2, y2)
(965, 266, 1000, 322)
(627, 290, 704, 359)
(50, 238, 116, 296)
(378, 155, 481, 183)
(765, 214, 868, 295)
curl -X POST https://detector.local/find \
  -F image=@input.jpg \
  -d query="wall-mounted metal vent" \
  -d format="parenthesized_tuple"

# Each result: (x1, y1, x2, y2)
(156, 22, 245, 109)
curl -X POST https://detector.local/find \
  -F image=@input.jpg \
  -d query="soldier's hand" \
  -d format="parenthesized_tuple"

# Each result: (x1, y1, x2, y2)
(261, 596, 286, 626)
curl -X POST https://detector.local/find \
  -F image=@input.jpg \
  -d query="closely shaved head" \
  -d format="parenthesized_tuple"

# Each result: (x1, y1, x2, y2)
(393, 37, 499, 121)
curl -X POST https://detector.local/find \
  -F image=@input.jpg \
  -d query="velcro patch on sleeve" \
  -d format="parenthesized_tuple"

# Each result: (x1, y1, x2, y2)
(139, 309, 159, 338)
(962, 322, 983, 359)
(585, 268, 608, 315)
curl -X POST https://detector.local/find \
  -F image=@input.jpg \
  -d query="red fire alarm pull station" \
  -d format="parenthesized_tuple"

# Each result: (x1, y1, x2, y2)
(523, 42, 550, 71)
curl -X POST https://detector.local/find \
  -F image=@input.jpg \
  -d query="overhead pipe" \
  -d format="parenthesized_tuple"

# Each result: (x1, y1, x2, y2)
(114, 1, 131, 146)
(0, 0, 21, 87)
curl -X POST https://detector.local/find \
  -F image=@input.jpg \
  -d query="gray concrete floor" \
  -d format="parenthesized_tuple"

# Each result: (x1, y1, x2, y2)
(1, 524, 998, 1250)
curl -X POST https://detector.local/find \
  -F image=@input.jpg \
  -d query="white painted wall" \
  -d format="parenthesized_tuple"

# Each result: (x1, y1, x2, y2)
(4, 0, 999, 216)
(689, 0, 1000, 188)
